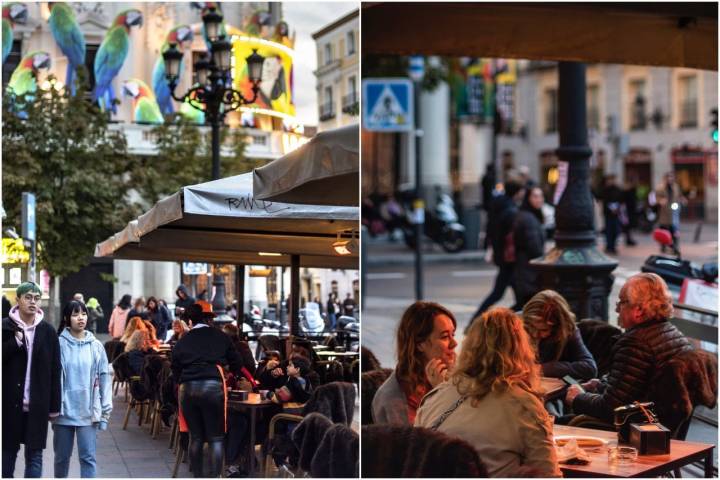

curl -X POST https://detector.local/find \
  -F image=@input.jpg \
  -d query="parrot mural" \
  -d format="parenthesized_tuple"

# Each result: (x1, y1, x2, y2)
(122, 78, 163, 124)
(152, 24, 193, 115)
(6, 50, 50, 117)
(2, 2, 28, 64)
(48, 2, 86, 96)
(93, 8, 143, 113)
(179, 87, 205, 124)
(190, 2, 227, 51)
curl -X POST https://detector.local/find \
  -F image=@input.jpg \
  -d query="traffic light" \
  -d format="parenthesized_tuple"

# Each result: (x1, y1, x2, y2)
(711, 108, 718, 144)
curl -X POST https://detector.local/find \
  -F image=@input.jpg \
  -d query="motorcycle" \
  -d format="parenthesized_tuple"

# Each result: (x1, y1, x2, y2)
(402, 192, 466, 253)
(640, 228, 717, 290)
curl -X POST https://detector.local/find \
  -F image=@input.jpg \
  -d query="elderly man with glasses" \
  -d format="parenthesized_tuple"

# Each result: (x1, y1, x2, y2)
(2, 282, 61, 478)
(563, 273, 693, 423)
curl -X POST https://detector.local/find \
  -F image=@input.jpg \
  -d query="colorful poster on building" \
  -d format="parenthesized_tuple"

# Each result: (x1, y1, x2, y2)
(232, 36, 296, 119)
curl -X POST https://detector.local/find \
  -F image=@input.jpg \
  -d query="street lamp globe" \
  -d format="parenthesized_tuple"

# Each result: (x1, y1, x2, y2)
(193, 55, 211, 86)
(246, 49, 264, 84)
(211, 38, 233, 73)
(202, 9, 224, 43)
(162, 44, 184, 83)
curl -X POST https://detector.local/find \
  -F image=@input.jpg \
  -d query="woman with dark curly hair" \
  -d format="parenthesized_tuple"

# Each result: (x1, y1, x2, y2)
(415, 307, 560, 477)
(522, 290, 597, 381)
(372, 301, 457, 425)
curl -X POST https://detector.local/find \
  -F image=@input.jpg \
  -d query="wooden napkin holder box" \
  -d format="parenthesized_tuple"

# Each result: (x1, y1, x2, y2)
(629, 423, 670, 455)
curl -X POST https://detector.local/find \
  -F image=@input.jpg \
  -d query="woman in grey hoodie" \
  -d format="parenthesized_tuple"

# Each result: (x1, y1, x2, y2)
(53, 300, 112, 478)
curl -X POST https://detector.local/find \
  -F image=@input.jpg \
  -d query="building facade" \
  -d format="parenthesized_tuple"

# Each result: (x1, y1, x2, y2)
(312, 9, 359, 131)
(3, 2, 359, 324)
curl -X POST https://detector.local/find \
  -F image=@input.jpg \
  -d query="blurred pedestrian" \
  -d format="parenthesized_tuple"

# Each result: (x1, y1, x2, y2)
(73, 293, 84, 303)
(2, 282, 61, 478)
(343, 293, 356, 317)
(513, 186, 546, 307)
(126, 296, 148, 322)
(175, 285, 196, 319)
(600, 174, 624, 254)
(470, 179, 525, 325)
(654, 172, 685, 255)
(622, 178, 638, 246)
(326, 293, 337, 331)
(85, 297, 103, 333)
(53, 300, 112, 478)
(147, 296, 171, 343)
(108, 294, 132, 340)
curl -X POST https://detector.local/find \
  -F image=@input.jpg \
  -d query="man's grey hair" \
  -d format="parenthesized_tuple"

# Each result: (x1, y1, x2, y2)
(626, 273, 673, 320)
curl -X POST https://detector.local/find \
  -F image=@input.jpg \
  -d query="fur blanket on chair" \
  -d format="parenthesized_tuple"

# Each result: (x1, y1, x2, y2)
(577, 319, 622, 377)
(361, 368, 393, 425)
(309, 423, 359, 478)
(649, 349, 718, 438)
(292, 413, 334, 472)
(361, 424, 488, 477)
(302, 382, 356, 425)
(361, 347, 382, 372)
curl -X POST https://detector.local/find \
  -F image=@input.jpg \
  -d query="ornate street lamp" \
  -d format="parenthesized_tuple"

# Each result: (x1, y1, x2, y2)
(163, 7, 265, 318)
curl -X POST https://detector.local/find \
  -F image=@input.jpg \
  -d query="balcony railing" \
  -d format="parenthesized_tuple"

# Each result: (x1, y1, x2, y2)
(342, 92, 358, 114)
(319, 102, 335, 121)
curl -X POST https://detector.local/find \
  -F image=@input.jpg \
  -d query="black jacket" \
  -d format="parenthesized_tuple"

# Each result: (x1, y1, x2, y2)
(2, 317, 61, 449)
(572, 319, 693, 422)
(486, 194, 519, 267)
(149, 304, 172, 342)
(175, 285, 196, 312)
(538, 328, 598, 380)
(171, 326, 242, 384)
(513, 209, 545, 304)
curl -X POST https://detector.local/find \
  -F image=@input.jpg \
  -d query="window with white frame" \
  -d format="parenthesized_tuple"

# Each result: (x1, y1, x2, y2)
(629, 79, 647, 130)
(678, 75, 698, 128)
(347, 30, 356, 55)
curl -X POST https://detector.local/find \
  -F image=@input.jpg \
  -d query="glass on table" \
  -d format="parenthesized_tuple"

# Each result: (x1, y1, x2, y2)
(608, 445, 638, 465)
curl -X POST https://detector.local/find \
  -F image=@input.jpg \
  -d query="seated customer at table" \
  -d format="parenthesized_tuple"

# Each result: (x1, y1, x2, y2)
(565, 273, 693, 423)
(142, 319, 161, 348)
(125, 329, 152, 376)
(120, 316, 147, 344)
(256, 351, 287, 390)
(415, 307, 561, 478)
(372, 301, 458, 425)
(522, 290, 597, 380)
(167, 319, 189, 345)
(222, 323, 256, 373)
(268, 356, 313, 404)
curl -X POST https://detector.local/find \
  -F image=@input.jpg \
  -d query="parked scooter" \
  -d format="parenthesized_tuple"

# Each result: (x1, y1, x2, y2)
(402, 192, 466, 253)
(640, 228, 717, 289)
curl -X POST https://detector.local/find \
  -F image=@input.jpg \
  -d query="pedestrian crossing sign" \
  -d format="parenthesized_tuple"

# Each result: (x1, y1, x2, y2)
(362, 78, 413, 131)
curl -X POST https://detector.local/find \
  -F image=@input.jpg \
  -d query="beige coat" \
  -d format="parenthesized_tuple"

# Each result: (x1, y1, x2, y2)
(415, 381, 561, 478)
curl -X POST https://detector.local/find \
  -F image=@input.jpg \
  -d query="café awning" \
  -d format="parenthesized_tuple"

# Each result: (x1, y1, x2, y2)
(253, 124, 359, 206)
(362, 2, 717, 70)
(95, 172, 359, 269)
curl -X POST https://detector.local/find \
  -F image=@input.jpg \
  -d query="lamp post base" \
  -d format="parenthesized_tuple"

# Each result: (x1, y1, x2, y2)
(532, 245, 617, 320)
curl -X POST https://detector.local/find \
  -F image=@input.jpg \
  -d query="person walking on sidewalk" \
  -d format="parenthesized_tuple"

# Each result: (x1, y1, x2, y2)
(600, 174, 624, 254)
(107, 294, 132, 340)
(85, 298, 104, 334)
(2, 282, 61, 478)
(469, 178, 525, 326)
(53, 300, 112, 478)
(513, 186, 547, 308)
(654, 172, 686, 255)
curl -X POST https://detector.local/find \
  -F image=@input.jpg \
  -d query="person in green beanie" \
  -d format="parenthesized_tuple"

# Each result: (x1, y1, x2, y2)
(85, 298, 103, 333)
(2, 281, 61, 478)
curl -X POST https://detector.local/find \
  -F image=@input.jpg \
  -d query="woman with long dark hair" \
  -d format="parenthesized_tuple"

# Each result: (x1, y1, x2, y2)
(372, 301, 458, 425)
(146, 296, 171, 343)
(171, 303, 242, 477)
(53, 300, 112, 478)
(513, 186, 546, 307)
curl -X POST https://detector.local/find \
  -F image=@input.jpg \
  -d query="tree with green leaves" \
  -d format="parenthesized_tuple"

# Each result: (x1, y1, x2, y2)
(129, 113, 268, 206)
(2, 75, 139, 322)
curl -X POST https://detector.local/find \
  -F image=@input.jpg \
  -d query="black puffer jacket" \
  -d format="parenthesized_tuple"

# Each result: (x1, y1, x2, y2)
(513, 209, 545, 305)
(487, 194, 519, 267)
(572, 319, 693, 422)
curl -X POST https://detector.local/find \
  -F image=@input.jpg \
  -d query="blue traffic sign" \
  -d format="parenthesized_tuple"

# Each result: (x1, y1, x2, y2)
(408, 56, 425, 82)
(362, 78, 414, 132)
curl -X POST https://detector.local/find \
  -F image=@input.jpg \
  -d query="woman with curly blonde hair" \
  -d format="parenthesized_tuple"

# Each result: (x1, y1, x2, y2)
(372, 301, 458, 425)
(522, 290, 597, 380)
(415, 307, 560, 478)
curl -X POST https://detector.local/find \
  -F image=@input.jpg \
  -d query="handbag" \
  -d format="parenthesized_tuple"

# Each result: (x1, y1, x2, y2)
(613, 402, 658, 443)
